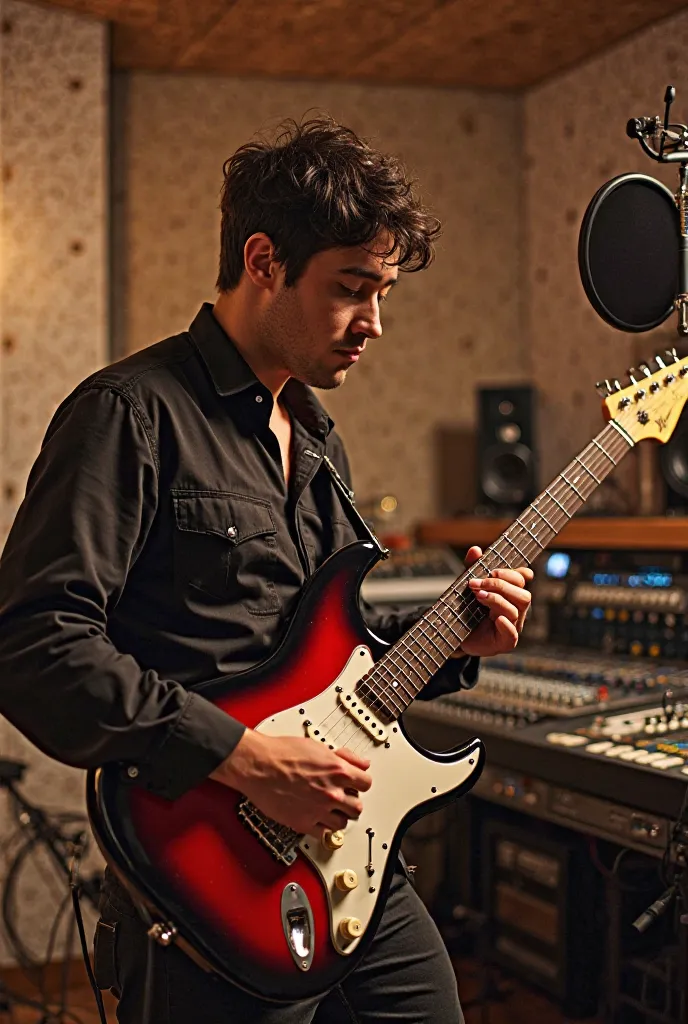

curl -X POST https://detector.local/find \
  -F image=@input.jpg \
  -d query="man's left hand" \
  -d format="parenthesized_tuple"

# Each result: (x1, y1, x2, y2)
(456, 545, 533, 658)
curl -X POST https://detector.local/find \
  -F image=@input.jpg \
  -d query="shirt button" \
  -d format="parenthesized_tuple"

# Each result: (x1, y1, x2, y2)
(255, 395, 263, 403)
(227, 525, 237, 539)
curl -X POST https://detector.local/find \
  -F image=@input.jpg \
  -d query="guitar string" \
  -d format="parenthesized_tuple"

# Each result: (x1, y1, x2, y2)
(318, 437, 624, 759)
(259, 429, 628, 842)
(311, 429, 629, 759)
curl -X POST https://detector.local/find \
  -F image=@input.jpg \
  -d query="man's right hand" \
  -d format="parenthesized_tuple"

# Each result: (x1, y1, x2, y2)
(210, 729, 372, 839)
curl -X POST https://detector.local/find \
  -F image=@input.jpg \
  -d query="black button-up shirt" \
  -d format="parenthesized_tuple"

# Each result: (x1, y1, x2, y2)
(0, 305, 477, 799)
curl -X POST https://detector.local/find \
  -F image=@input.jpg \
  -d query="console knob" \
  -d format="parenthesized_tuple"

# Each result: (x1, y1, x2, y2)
(339, 917, 363, 941)
(334, 870, 359, 892)
(322, 830, 345, 850)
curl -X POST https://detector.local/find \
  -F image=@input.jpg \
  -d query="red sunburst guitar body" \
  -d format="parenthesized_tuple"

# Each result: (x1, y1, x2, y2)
(87, 539, 484, 1002)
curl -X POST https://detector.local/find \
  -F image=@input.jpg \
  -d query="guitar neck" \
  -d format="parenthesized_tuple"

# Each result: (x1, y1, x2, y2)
(358, 420, 633, 721)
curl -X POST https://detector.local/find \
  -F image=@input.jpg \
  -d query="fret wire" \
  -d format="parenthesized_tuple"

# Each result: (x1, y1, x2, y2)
(544, 487, 570, 517)
(357, 681, 393, 719)
(364, 424, 632, 718)
(434, 598, 465, 641)
(420, 613, 459, 656)
(530, 503, 555, 530)
(560, 471, 584, 499)
(368, 663, 412, 708)
(415, 617, 457, 655)
(574, 454, 601, 484)
(403, 633, 443, 668)
(368, 676, 407, 716)
(358, 673, 402, 712)
(502, 532, 528, 561)
(398, 633, 439, 670)
(384, 647, 427, 689)
(517, 517, 545, 549)
(371, 685, 406, 717)
(437, 588, 478, 631)
(509, 523, 539, 562)
(487, 548, 510, 568)
(397, 643, 437, 681)
(592, 437, 617, 465)
(375, 666, 415, 701)
(378, 651, 424, 692)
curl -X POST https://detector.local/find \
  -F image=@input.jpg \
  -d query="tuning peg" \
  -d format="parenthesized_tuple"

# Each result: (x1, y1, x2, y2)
(613, 379, 622, 391)
(655, 354, 666, 369)
(666, 348, 679, 362)
(595, 380, 610, 396)
(640, 364, 652, 377)
(628, 368, 638, 384)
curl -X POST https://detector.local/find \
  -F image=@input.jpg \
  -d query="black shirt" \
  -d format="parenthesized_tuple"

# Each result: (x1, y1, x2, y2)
(0, 305, 478, 800)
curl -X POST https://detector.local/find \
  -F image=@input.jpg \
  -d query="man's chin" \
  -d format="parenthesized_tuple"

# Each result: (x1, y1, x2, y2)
(305, 368, 348, 391)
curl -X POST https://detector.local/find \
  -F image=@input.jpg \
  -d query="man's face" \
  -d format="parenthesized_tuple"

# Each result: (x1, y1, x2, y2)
(258, 236, 398, 390)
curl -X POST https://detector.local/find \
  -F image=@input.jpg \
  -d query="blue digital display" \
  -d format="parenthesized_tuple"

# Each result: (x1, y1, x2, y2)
(546, 552, 570, 579)
(627, 571, 673, 588)
(592, 573, 621, 586)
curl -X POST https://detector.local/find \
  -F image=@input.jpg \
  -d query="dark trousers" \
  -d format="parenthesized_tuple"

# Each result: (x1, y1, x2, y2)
(94, 866, 464, 1023)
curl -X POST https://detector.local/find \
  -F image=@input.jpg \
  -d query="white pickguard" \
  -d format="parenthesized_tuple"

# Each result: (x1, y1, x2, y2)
(256, 646, 482, 955)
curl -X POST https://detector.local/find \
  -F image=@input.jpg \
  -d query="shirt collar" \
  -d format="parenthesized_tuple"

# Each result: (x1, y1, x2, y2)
(187, 303, 334, 441)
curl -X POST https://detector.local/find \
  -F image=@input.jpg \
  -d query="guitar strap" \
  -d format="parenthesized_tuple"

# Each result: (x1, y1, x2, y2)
(321, 453, 388, 558)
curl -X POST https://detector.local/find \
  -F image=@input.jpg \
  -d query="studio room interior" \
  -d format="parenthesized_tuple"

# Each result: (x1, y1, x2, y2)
(2, 2, 688, 1022)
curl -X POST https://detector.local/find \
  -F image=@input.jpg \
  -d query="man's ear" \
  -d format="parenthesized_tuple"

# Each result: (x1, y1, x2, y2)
(243, 233, 281, 292)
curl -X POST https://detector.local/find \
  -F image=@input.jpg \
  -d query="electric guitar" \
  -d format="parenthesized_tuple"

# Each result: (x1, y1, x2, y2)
(87, 352, 688, 1001)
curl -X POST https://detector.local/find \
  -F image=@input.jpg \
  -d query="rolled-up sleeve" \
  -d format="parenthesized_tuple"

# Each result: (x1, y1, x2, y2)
(0, 385, 243, 800)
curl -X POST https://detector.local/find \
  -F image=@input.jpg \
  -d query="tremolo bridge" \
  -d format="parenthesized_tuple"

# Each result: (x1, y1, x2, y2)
(236, 798, 301, 865)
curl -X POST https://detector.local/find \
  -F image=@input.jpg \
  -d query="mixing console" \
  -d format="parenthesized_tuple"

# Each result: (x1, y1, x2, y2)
(426, 646, 688, 729)
(546, 697, 688, 775)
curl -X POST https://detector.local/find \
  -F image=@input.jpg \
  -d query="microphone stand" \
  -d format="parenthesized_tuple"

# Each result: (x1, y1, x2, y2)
(627, 85, 688, 336)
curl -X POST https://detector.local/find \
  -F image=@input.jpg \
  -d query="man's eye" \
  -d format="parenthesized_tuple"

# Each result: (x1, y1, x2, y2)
(340, 285, 360, 298)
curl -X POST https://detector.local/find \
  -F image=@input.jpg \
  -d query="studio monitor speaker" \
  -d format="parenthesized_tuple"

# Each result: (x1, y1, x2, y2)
(476, 385, 536, 512)
(660, 403, 688, 512)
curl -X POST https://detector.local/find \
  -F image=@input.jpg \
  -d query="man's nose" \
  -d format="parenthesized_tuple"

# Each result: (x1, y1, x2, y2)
(353, 299, 382, 340)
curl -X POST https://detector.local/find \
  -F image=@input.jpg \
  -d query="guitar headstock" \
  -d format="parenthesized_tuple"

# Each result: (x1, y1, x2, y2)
(598, 349, 688, 443)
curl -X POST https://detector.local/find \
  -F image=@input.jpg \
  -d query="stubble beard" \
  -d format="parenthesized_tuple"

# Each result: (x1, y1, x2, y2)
(261, 288, 349, 391)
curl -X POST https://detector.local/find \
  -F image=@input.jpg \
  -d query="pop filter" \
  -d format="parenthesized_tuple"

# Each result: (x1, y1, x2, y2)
(578, 172, 679, 332)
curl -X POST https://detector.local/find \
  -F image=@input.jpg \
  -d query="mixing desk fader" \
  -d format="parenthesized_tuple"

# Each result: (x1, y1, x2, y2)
(424, 646, 688, 731)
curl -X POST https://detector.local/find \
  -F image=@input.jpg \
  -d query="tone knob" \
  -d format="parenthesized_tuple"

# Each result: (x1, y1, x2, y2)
(334, 870, 359, 892)
(339, 917, 363, 941)
(322, 829, 345, 850)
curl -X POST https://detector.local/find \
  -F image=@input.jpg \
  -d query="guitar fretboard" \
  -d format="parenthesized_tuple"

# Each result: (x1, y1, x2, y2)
(357, 421, 632, 721)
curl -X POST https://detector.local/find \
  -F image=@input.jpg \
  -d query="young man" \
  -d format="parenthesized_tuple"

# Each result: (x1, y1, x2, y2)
(0, 119, 532, 1022)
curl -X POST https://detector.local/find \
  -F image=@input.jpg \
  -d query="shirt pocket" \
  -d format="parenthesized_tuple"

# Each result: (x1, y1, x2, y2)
(171, 489, 281, 614)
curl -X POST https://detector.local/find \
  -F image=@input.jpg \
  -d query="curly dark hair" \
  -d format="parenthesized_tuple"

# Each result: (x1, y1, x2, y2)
(216, 117, 441, 291)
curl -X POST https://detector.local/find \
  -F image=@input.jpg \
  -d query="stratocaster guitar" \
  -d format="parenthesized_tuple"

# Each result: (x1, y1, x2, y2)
(87, 351, 688, 1001)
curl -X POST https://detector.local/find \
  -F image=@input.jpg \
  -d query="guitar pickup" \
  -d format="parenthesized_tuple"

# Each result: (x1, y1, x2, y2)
(337, 689, 388, 744)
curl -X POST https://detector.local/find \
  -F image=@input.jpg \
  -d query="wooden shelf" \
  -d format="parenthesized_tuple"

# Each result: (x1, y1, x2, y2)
(416, 516, 688, 551)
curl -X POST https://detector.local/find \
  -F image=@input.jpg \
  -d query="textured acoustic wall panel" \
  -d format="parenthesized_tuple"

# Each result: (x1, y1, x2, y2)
(524, 8, 688, 508)
(114, 74, 526, 529)
(32, 0, 688, 89)
(0, 0, 108, 966)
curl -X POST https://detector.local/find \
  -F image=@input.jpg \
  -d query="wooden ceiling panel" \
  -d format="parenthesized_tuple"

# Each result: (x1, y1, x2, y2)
(364, 0, 688, 89)
(172, 0, 445, 78)
(30, 0, 688, 89)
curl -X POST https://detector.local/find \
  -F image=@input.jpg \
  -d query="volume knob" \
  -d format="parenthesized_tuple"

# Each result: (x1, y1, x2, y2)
(339, 917, 363, 941)
(334, 870, 359, 892)
(322, 829, 345, 850)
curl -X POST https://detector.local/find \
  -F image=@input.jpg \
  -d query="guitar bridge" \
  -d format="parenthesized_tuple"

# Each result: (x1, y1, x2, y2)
(236, 797, 301, 865)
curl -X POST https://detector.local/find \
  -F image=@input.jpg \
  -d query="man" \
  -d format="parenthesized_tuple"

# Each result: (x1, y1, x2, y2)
(0, 118, 532, 1022)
